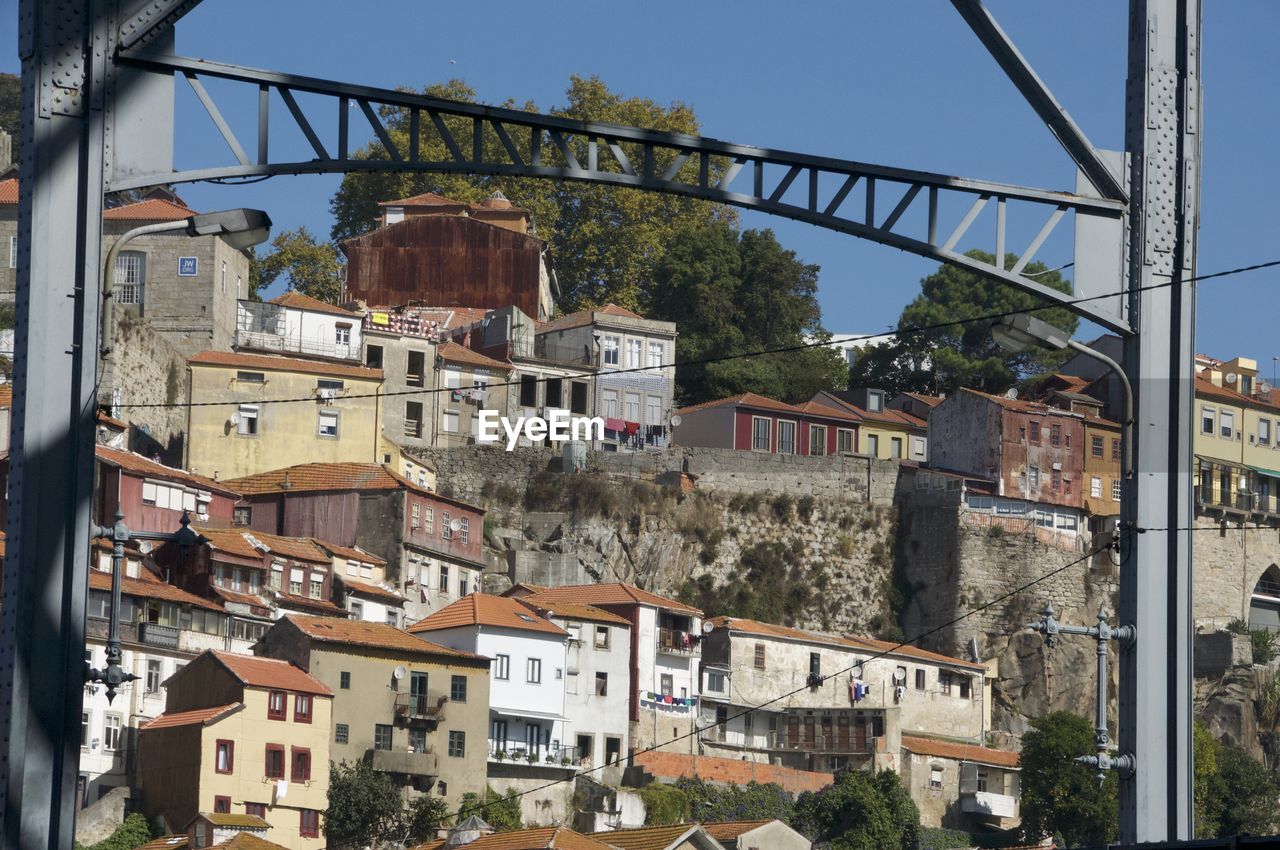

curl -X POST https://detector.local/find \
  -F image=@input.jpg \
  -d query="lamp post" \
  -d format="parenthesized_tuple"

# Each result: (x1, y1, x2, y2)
(992, 314, 1135, 479)
(101, 208, 272, 360)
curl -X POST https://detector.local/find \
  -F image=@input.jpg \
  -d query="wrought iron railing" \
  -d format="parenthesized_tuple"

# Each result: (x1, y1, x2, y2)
(394, 692, 447, 722)
(657, 627, 699, 655)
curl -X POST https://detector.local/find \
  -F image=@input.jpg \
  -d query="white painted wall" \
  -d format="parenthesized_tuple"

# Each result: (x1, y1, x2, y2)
(557, 617, 631, 767)
(634, 606, 701, 722)
(283, 305, 363, 360)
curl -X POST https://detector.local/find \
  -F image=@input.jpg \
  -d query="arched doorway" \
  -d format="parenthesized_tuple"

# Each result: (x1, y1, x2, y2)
(1249, 564, 1280, 633)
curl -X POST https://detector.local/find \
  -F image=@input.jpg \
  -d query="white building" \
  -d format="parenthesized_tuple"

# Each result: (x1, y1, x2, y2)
(236, 291, 364, 362)
(805, 331, 896, 369)
(510, 583, 703, 755)
(515, 596, 633, 769)
(317, 541, 407, 628)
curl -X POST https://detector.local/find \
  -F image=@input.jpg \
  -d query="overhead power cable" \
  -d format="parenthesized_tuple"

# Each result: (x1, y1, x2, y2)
(113, 256, 1280, 411)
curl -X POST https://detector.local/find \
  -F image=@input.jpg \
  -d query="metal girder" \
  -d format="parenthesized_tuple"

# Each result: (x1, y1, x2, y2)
(951, 0, 1129, 203)
(110, 51, 1132, 333)
(118, 0, 204, 50)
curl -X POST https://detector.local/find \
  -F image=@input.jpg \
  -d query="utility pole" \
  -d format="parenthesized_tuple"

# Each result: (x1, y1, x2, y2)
(1120, 0, 1201, 841)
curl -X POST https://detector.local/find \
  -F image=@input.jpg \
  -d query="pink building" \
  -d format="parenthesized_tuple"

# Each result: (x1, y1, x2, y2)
(673, 392, 861, 456)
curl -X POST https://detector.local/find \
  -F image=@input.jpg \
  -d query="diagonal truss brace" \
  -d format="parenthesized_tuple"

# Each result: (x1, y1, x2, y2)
(111, 51, 1130, 332)
(118, 0, 205, 51)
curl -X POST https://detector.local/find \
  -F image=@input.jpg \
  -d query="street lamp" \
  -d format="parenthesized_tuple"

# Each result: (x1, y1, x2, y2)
(101, 207, 272, 359)
(992, 314, 1135, 478)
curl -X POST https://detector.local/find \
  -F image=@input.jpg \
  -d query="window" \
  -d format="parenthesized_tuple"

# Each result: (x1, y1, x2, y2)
(706, 670, 726, 693)
(424, 508, 434, 535)
(441, 513, 453, 540)
(837, 429, 854, 454)
(7, 235, 15, 268)
(460, 517, 470, 545)
(595, 672, 609, 696)
(438, 565, 450, 592)
(145, 659, 162, 694)
(660, 674, 674, 697)
(648, 342, 663, 368)
(601, 389, 620, 419)
(1029, 466, 1040, 489)
(494, 654, 510, 680)
(236, 370, 265, 384)
(82, 712, 89, 747)
(448, 731, 466, 758)
(646, 395, 662, 427)
(603, 336, 619, 366)
(809, 652, 821, 678)
(442, 410, 459, 434)
(939, 672, 953, 695)
(443, 366, 461, 390)
(1113, 480, 1123, 501)
(265, 744, 285, 778)
(753, 643, 766, 669)
(214, 796, 231, 814)
(752, 417, 771, 452)
(627, 339, 642, 367)
(776, 421, 796, 455)
(374, 724, 393, 751)
(349, 600, 364, 620)
(625, 392, 641, 423)
(451, 675, 467, 702)
(366, 344, 384, 369)
(385, 610, 398, 627)
(245, 803, 266, 819)
(915, 669, 926, 690)
(959, 678, 971, 699)
(1091, 435, 1104, 458)
(1029, 421, 1041, 444)
(516, 373, 537, 408)
(409, 727, 427, 753)
(335, 723, 349, 744)
(1221, 410, 1235, 439)
(1050, 423, 1062, 447)
(930, 766, 943, 789)
(866, 434, 879, 457)
(317, 410, 339, 438)
(291, 747, 311, 782)
(113, 251, 146, 305)
(809, 425, 826, 456)
(299, 810, 320, 839)
(411, 503, 421, 529)
(267, 690, 286, 720)
(1112, 437, 1122, 461)
(236, 404, 259, 436)
(215, 739, 234, 774)
(406, 350, 426, 387)
(1262, 419, 1272, 446)
(103, 714, 122, 751)
(890, 437, 903, 459)
(866, 390, 884, 412)
(234, 506, 251, 527)
(1091, 476, 1103, 498)
(594, 626, 610, 649)
(1051, 469, 1062, 492)
(527, 658, 542, 684)
(571, 381, 589, 414)
(335, 323, 352, 346)
(1201, 406, 1215, 435)
(295, 694, 312, 723)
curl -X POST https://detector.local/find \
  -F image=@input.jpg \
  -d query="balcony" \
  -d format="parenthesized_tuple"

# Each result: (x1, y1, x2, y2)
(488, 742, 578, 770)
(960, 790, 1018, 819)
(533, 337, 596, 367)
(366, 747, 438, 778)
(139, 622, 180, 648)
(768, 731, 878, 755)
(394, 692, 447, 723)
(234, 329, 360, 362)
(656, 628, 700, 656)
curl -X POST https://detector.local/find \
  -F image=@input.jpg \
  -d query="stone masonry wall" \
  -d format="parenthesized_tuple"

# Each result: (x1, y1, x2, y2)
(99, 313, 189, 465)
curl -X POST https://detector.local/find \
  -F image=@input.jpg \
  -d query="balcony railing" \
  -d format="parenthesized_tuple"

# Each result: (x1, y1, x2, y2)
(235, 329, 360, 362)
(657, 628, 700, 655)
(959, 790, 1018, 819)
(768, 731, 878, 755)
(366, 747, 439, 777)
(533, 338, 596, 367)
(394, 692, 447, 722)
(139, 622, 180, 648)
(488, 742, 579, 768)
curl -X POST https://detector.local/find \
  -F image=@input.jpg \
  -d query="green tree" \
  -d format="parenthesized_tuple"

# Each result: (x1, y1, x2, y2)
(75, 813, 156, 850)
(458, 786, 522, 832)
(680, 541, 828, 627)
(405, 795, 450, 843)
(849, 251, 1079, 396)
(1212, 743, 1280, 837)
(791, 767, 918, 850)
(325, 760, 411, 847)
(0, 73, 19, 164)
(251, 227, 344, 304)
(675, 777, 794, 824)
(637, 783, 691, 826)
(1018, 712, 1117, 846)
(328, 76, 734, 312)
(1193, 719, 1225, 838)
(649, 222, 847, 405)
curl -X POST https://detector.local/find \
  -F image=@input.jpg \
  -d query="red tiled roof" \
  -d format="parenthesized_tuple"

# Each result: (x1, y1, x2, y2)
(274, 593, 348, 615)
(210, 586, 271, 609)
(313, 540, 387, 565)
(633, 751, 832, 795)
(190, 350, 383, 381)
(794, 400, 862, 424)
(1194, 375, 1280, 414)
(901, 735, 1020, 768)
(536, 304, 652, 335)
(88, 569, 225, 612)
(141, 703, 241, 730)
(517, 599, 631, 627)
(103, 197, 194, 221)
(0, 385, 11, 409)
(676, 392, 803, 418)
(210, 833, 290, 850)
(226, 462, 424, 496)
(953, 387, 1078, 417)
(135, 836, 191, 850)
(408, 593, 568, 636)
(701, 821, 776, 842)
(196, 527, 264, 560)
(212, 650, 333, 696)
(522, 583, 701, 616)
(240, 531, 329, 563)
(412, 827, 614, 850)
(437, 340, 513, 372)
(378, 191, 467, 208)
(283, 614, 485, 659)
(96, 445, 238, 496)
(268, 291, 364, 317)
(585, 825, 703, 850)
(812, 392, 926, 429)
(0, 178, 17, 205)
(897, 392, 944, 409)
(339, 577, 403, 604)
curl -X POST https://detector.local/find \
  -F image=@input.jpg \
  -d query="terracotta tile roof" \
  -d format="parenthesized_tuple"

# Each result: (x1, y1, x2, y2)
(812, 392, 925, 429)
(190, 350, 383, 381)
(283, 614, 485, 660)
(96, 445, 238, 496)
(676, 392, 803, 418)
(0, 178, 17, 205)
(1194, 375, 1280, 414)
(339, 577, 403, 604)
(794, 400, 862, 424)
(210, 586, 271, 609)
(897, 392, 943, 409)
(197, 814, 271, 829)
(506, 582, 550, 595)
(197, 527, 265, 560)
(0, 385, 11, 409)
(240, 531, 329, 563)
(268, 290, 364, 317)
(437, 340, 513, 372)
(88, 569, 225, 612)
(314, 541, 387, 565)
(522, 583, 701, 616)
(379, 191, 467, 208)
(701, 821, 775, 842)
(140, 703, 241, 730)
(274, 593, 348, 615)
(211, 650, 333, 696)
(633, 751, 831, 795)
(412, 827, 614, 850)
(586, 824, 704, 850)
(135, 835, 191, 850)
(407, 593, 568, 636)
(537, 303, 653, 335)
(901, 735, 1020, 768)
(225, 462, 425, 496)
(103, 197, 194, 221)
(707, 616, 986, 671)
(953, 387, 1078, 417)
(210, 833, 290, 850)
(518, 599, 631, 627)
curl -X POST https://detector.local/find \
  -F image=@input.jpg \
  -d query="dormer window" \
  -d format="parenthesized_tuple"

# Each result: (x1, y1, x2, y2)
(867, 391, 884, 412)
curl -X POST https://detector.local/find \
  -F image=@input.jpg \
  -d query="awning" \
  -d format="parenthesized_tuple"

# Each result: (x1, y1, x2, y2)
(1249, 464, 1280, 480)
(491, 708, 566, 721)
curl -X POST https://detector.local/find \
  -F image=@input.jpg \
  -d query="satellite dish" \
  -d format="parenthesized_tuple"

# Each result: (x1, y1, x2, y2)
(701, 621, 714, 634)
(138, 540, 153, 555)
(1260, 380, 1272, 394)
(851, 665, 864, 679)
(670, 415, 683, 427)
(392, 665, 407, 680)
(1004, 388, 1018, 399)
(449, 518, 463, 532)
(1225, 372, 1238, 384)
(228, 413, 241, 426)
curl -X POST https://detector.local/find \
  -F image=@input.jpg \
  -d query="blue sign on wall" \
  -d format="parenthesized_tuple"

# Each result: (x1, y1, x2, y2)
(178, 257, 199, 276)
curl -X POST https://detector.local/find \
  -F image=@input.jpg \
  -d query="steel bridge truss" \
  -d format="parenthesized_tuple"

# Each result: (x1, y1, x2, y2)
(111, 51, 1129, 332)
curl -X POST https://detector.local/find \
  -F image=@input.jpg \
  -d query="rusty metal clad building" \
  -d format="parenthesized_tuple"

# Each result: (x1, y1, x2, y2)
(342, 215, 548, 319)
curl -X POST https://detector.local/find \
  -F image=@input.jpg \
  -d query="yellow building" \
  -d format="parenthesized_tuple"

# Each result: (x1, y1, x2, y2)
(139, 651, 333, 850)
(810, 389, 930, 462)
(433, 341, 512, 447)
(1194, 357, 1280, 516)
(186, 351, 383, 480)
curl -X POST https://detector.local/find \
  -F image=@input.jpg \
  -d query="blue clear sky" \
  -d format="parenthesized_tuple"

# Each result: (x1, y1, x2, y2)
(3, 1, 1277, 362)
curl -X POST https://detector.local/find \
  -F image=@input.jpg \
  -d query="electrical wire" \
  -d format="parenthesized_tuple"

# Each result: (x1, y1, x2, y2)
(113, 257, 1280, 411)
(429, 536, 1117, 826)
